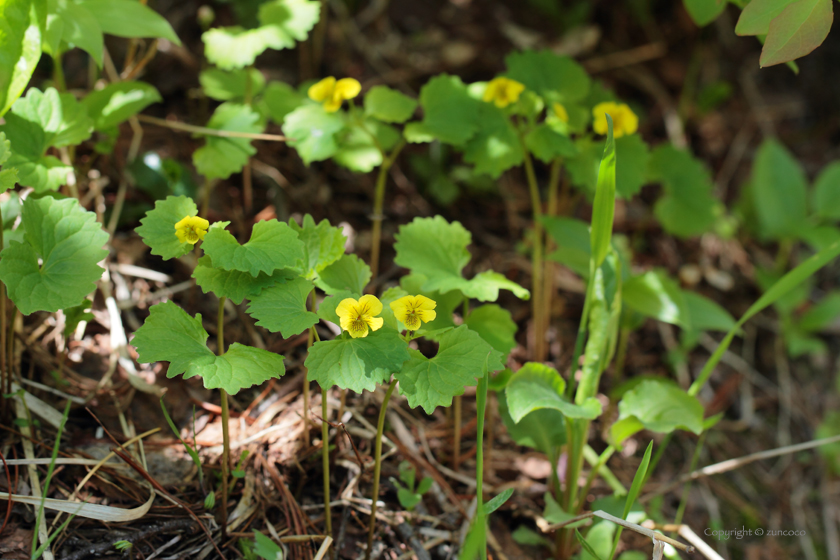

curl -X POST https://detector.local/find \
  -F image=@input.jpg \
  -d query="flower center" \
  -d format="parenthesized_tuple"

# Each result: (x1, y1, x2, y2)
(403, 310, 421, 330)
(349, 316, 368, 336)
(185, 226, 200, 244)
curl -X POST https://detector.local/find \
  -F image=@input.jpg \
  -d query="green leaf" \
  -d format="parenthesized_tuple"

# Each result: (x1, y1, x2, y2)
(525, 124, 576, 164)
(506, 362, 601, 422)
(193, 255, 293, 304)
(80, 0, 179, 43)
(0, 132, 18, 191)
(261, 81, 306, 123)
(576, 526, 608, 560)
(736, 0, 794, 35)
(0, 0, 44, 117)
(317, 289, 357, 324)
(566, 135, 649, 200)
(683, 291, 736, 332)
(253, 531, 284, 560)
(396, 325, 504, 414)
(282, 103, 345, 164)
(52, 0, 103, 66)
(590, 115, 616, 270)
(364, 86, 417, 123)
(405, 75, 481, 146)
(504, 50, 590, 103)
(333, 119, 400, 173)
(133, 301, 286, 394)
(614, 380, 704, 442)
(798, 291, 840, 332)
(315, 254, 371, 295)
(813, 161, 840, 221)
(750, 138, 808, 240)
(289, 214, 346, 278)
(0, 195, 108, 314)
(199, 67, 266, 102)
(498, 389, 566, 454)
(202, 220, 304, 277)
(543, 216, 591, 277)
(305, 328, 409, 392)
(135, 195, 199, 260)
(81, 81, 161, 130)
(201, 0, 318, 69)
(246, 276, 319, 337)
(649, 143, 718, 238)
(484, 488, 514, 515)
(683, 0, 728, 26)
(465, 304, 517, 357)
(62, 298, 93, 338)
(759, 0, 832, 67)
(622, 270, 687, 326)
(430, 271, 530, 302)
(610, 440, 653, 559)
(463, 102, 523, 178)
(192, 102, 262, 180)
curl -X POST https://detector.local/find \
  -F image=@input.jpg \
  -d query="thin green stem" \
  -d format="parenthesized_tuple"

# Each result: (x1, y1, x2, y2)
(521, 146, 545, 361)
(566, 271, 594, 400)
(321, 387, 332, 537)
(674, 432, 706, 526)
(365, 377, 397, 560)
(52, 52, 67, 92)
(475, 375, 489, 560)
(542, 158, 563, 352)
(217, 297, 229, 541)
(369, 140, 406, 283)
(579, 445, 615, 512)
(0, 201, 6, 406)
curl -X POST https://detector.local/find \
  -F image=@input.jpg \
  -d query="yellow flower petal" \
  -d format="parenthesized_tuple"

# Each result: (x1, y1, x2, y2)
(322, 97, 342, 112)
(308, 76, 336, 103)
(414, 295, 437, 311)
(592, 101, 637, 138)
(335, 297, 358, 321)
(483, 77, 525, 109)
(553, 102, 569, 123)
(417, 308, 436, 323)
(390, 295, 437, 331)
(174, 215, 209, 245)
(358, 294, 383, 317)
(335, 295, 383, 337)
(366, 316, 384, 332)
(334, 78, 361, 100)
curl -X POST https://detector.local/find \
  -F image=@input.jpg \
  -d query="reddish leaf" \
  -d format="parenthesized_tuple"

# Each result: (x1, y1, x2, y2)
(760, 0, 833, 67)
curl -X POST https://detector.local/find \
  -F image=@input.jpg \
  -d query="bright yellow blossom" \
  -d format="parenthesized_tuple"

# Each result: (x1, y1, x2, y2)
(552, 102, 569, 123)
(390, 295, 436, 331)
(174, 215, 209, 244)
(592, 101, 638, 138)
(308, 76, 362, 112)
(482, 77, 525, 108)
(336, 295, 384, 338)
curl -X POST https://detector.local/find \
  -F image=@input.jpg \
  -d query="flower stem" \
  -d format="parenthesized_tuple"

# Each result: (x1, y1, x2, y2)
(369, 141, 406, 284)
(475, 374, 489, 560)
(541, 158, 563, 353)
(217, 296, 229, 541)
(521, 146, 545, 361)
(365, 377, 396, 560)
(322, 387, 332, 538)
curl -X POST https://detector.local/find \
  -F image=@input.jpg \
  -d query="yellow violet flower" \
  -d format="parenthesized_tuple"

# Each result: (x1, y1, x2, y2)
(336, 295, 384, 338)
(390, 295, 437, 331)
(482, 77, 525, 108)
(174, 215, 209, 244)
(308, 76, 362, 113)
(592, 101, 638, 138)
(553, 102, 569, 123)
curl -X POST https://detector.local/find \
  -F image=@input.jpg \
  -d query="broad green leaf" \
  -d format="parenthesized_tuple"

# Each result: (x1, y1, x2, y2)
(63, 298, 93, 338)
(750, 138, 808, 239)
(133, 301, 286, 394)
(428, 271, 529, 302)
(0, 196, 108, 314)
(253, 531, 284, 560)
(511, 526, 553, 547)
(465, 304, 517, 357)
(649, 144, 718, 238)
(333, 119, 400, 173)
(404, 75, 480, 146)
(813, 161, 840, 220)
(798, 291, 840, 332)
(315, 254, 371, 295)
(199, 67, 266, 102)
(79, 0, 180, 44)
(192, 102, 262, 180)
(590, 115, 616, 270)
(282, 103, 345, 164)
(525, 124, 576, 164)
(305, 328, 409, 392)
(201, 0, 318, 69)
(504, 50, 590, 103)
(394, 216, 471, 279)
(498, 389, 566, 454)
(192, 255, 293, 304)
(364, 86, 417, 123)
(202, 220, 304, 277)
(290, 214, 346, 278)
(566, 135, 649, 199)
(622, 270, 687, 326)
(577, 522, 613, 560)
(0, 0, 44, 117)
(759, 0, 832, 67)
(615, 380, 704, 442)
(736, 0, 795, 35)
(396, 325, 504, 414)
(506, 362, 601, 422)
(81, 81, 161, 130)
(52, 0, 103, 66)
(317, 289, 357, 324)
(246, 276, 318, 337)
(543, 216, 591, 276)
(484, 488, 514, 515)
(463, 102, 524, 178)
(0, 132, 18, 191)
(801, 225, 840, 251)
(683, 291, 736, 332)
(261, 81, 306, 123)
(135, 195, 198, 260)
(683, 0, 728, 26)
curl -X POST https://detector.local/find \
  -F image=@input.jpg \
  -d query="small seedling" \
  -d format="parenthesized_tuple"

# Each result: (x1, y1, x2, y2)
(390, 461, 432, 511)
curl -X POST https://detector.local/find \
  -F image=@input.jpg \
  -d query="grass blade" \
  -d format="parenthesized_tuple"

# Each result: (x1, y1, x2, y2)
(609, 440, 653, 559)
